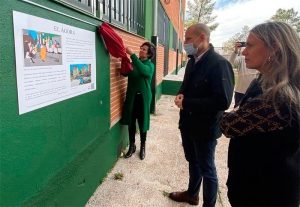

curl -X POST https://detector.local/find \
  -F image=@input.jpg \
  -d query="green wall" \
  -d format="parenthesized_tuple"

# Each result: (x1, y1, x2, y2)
(0, 0, 128, 206)
(155, 83, 163, 105)
(162, 80, 182, 95)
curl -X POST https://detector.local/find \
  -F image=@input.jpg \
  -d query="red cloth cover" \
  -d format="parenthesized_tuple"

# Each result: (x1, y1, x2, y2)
(98, 22, 133, 75)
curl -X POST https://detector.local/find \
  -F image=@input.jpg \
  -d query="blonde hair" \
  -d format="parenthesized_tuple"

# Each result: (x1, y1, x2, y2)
(250, 22, 300, 123)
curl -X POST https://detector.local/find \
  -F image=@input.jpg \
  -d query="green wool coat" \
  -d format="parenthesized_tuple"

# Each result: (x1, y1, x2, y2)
(120, 54, 154, 133)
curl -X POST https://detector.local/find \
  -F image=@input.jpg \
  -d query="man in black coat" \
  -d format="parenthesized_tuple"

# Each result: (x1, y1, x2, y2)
(169, 23, 234, 206)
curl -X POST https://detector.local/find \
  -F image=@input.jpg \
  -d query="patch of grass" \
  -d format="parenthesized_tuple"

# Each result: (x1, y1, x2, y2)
(100, 177, 106, 184)
(162, 190, 169, 197)
(100, 161, 120, 183)
(114, 172, 124, 180)
(120, 149, 126, 157)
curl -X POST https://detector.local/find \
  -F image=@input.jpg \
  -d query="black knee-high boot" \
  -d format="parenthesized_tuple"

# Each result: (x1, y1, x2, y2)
(125, 126, 136, 158)
(140, 132, 146, 160)
(125, 143, 136, 158)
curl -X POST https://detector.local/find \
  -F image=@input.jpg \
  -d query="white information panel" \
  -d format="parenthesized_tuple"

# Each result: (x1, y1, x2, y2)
(13, 11, 96, 115)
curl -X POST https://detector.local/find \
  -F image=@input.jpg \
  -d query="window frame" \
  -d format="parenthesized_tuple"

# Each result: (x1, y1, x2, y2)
(59, 0, 95, 15)
(56, 0, 145, 36)
(172, 27, 178, 50)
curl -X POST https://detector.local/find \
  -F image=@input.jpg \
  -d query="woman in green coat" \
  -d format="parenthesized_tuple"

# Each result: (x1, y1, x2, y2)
(120, 42, 156, 160)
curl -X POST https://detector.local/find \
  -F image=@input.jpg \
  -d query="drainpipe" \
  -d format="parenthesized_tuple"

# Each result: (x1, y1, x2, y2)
(150, 0, 158, 114)
(153, 0, 158, 36)
(176, 1, 180, 75)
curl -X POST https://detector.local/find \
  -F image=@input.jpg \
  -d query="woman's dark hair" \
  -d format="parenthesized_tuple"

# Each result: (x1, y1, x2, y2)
(141, 42, 156, 60)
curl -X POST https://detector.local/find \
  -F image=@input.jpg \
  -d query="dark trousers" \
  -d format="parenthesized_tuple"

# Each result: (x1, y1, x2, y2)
(128, 92, 146, 143)
(180, 128, 218, 207)
(234, 92, 245, 108)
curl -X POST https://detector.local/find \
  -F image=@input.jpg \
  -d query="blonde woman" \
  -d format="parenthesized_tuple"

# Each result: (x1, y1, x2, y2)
(220, 22, 300, 206)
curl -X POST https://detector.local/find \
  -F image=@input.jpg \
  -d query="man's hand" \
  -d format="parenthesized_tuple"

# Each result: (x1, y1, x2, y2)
(174, 94, 184, 109)
(234, 42, 242, 54)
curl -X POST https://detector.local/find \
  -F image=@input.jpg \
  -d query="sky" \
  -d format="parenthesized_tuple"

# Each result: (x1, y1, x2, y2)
(207, 0, 300, 47)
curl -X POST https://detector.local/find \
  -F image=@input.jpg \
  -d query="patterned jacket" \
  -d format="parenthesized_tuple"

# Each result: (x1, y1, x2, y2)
(220, 76, 300, 206)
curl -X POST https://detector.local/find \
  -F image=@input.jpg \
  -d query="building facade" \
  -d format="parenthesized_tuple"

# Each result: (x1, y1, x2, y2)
(0, 0, 185, 206)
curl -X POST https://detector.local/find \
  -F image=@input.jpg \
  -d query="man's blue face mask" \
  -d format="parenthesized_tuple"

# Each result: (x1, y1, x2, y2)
(184, 35, 202, 55)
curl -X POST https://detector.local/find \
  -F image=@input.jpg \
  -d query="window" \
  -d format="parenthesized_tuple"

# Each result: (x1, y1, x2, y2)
(136, 0, 145, 36)
(157, 3, 166, 45)
(100, 0, 145, 35)
(100, 0, 125, 26)
(127, 0, 144, 35)
(112, 0, 125, 25)
(61, 0, 95, 14)
(179, 41, 182, 53)
(128, 0, 137, 32)
(59, 0, 145, 36)
(172, 28, 178, 50)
